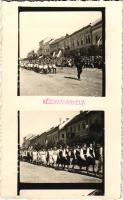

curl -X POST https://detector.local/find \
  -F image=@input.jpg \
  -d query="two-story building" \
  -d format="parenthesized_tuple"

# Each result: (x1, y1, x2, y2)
(50, 36, 65, 55)
(91, 18, 102, 55)
(22, 134, 36, 149)
(64, 111, 104, 145)
(46, 126, 59, 147)
(22, 111, 104, 150)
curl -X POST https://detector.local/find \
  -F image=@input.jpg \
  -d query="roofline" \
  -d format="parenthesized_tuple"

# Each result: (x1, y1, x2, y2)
(46, 125, 59, 135)
(38, 18, 102, 49)
(91, 19, 102, 27)
(29, 125, 59, 141)
(59, 116, 76, 131)
(63, 111, 92, 127)
(70, 24, 91, 37)
(50, 37, 65, 45)
(64, 111, 103, 127)
(91, 23, 102, 31)
(50, 25, 91, 45)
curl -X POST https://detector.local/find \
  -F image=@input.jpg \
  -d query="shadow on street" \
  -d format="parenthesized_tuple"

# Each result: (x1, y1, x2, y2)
(64, 76, 78, 80)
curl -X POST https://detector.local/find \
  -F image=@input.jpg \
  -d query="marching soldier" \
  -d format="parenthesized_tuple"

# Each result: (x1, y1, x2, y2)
(74, 52, 83, 80)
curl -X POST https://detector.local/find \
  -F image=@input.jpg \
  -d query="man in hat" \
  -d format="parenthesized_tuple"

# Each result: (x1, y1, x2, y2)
(74, 52, 83, 80)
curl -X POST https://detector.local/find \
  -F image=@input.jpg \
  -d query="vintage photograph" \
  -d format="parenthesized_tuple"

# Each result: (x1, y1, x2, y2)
(18, 110, 104, 195)
(18, 7, 105, 96)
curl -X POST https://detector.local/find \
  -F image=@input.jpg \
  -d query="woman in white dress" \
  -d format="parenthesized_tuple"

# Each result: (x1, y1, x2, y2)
(48, 63, 53, 74)
(37, 150, 42, 165)
(32, 150, 38, 164)
(52, 147, 58, 168)
(79, 144, 87, 170)
(48, 148, 54, 166)
(41, 149, 46, 165)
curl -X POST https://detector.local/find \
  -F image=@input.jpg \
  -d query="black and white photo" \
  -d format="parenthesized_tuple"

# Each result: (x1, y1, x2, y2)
(18, 7, 105, 96)
(18, 110, 104, 195)
(1, 1, 122, 198)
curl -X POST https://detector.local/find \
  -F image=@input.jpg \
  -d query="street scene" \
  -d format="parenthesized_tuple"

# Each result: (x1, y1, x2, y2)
(20, 161, 102, 183)
(20, 67, 102, 96)
(19, 11, 104, 96)
(19, 110, 104, 193)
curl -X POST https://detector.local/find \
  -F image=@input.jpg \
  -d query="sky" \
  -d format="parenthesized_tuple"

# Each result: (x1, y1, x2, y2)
(20, 11, 102, 58)
(20, 110, 80, 145)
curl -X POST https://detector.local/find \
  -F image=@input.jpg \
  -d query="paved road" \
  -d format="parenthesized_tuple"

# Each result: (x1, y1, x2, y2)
(20, 67, 102, 96)
(20, 161, 102, 183)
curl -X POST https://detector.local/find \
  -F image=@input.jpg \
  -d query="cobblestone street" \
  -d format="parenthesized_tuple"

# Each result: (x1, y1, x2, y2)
(20, 67, 103, 96)
(20, 161, 102, 183)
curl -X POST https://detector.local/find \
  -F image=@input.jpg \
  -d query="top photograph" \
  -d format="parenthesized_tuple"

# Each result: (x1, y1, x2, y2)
(18, 7, 105, 96)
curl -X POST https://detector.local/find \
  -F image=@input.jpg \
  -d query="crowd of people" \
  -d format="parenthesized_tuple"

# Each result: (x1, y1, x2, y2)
(20, 143, 103, 176)
(74, 53, 103, 80)
(20, 54, 103, 75)
(20, 57, 57, 74)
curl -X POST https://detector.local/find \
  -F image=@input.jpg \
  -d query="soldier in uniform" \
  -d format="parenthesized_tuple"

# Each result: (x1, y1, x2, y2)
(74, 52, 83, 80)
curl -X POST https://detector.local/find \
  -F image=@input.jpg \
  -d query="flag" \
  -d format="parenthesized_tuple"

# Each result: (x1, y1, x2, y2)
(45, 139, 48, 146)
(97, 36, 102, 47)
(53, 52, 56, 57)
(57, 50, 62, 58)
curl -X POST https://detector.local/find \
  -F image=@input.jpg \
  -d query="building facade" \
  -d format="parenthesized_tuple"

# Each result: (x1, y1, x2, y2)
(65, 111, 104, 145)
(58, 118, 71, 146)
(22, 126, 59, 149)
(22, 111, 104, 150)
(42, 39, 54, 56)
(46, 126, 59, 147)
(27, 18, 102, 60)
(22, 134, 36, 149)
(26, 18, 102, 60)
(49, 18, 102, 56)
(37, 38, 54, 56)
(92, 19, 102, 46)
(49, 36, 65, 55)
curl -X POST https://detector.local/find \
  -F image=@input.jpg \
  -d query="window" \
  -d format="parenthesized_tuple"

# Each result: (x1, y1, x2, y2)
(86, 36, 88, 44)
(77, 40, 79, 46)
(88, 36, 91, 44)
(67, 133, 71, 139)
(62, 134, 64, 139)
(81, 38, 83, 45)
(72, 40, 74, 47)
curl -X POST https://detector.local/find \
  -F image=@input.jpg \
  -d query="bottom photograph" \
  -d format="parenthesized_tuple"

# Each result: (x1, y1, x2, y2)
(18, 110, 104, 196)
